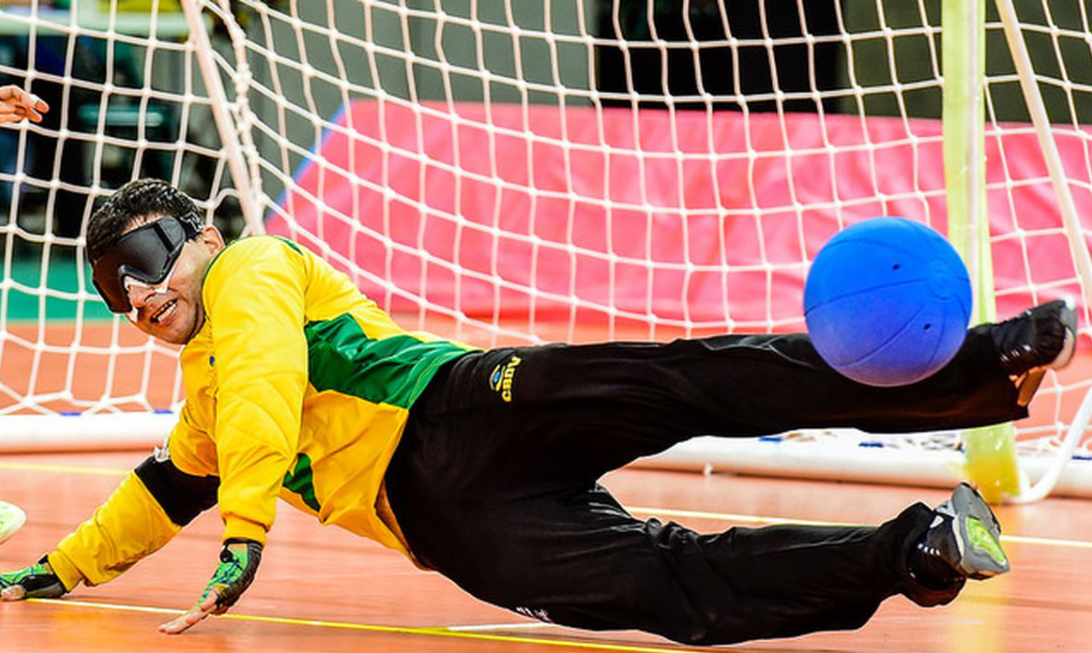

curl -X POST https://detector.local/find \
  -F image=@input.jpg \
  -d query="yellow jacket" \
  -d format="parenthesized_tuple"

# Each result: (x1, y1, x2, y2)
(47, 236, 473, 590)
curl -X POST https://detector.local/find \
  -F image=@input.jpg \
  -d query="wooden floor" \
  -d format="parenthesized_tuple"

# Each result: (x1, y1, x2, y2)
(1, 451, 1089, 652)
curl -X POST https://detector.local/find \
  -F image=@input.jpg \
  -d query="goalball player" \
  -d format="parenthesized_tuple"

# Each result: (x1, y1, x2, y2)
(0, 179, 1077, 645)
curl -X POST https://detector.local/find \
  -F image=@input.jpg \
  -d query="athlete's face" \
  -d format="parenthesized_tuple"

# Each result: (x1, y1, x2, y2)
(123, 220, 224, 345)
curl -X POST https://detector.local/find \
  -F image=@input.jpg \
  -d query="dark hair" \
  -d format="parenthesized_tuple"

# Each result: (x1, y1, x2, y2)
(87, 179, 203, 263)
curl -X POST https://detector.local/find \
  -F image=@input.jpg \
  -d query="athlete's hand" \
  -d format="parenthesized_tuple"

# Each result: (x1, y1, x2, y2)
(0, 556, 68, 600)
(0, 85, 49, 125)
(159, 538, 263, 635)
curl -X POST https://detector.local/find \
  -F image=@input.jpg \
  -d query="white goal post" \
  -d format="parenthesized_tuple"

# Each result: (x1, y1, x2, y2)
(2, 0, 1092, 501)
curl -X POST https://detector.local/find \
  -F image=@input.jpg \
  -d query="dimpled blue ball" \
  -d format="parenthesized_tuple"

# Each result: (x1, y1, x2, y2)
(804, 217, 972, 387)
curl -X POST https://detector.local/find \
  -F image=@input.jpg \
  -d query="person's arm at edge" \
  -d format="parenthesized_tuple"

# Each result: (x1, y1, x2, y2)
(0, 85, 48, 125)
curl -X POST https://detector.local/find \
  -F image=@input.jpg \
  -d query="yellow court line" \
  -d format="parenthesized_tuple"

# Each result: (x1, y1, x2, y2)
(2, 459, 1090, 549)
(628, 506, 1092, 550)
(1000, 533, 1092, 549)
(28, 598, 715, 653)
(0, 460, 127, 476)
(629, 506, 839, 528)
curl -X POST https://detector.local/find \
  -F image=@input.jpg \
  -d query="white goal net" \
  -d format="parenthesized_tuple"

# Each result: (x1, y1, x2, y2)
(2, 0, 1091, 498)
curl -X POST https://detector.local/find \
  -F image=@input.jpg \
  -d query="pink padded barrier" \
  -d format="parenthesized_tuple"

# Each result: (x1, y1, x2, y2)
(270, 101, 1090, 329)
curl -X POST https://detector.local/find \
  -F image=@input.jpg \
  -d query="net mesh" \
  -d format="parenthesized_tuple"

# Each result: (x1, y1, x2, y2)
(0, 0, 1090, 465)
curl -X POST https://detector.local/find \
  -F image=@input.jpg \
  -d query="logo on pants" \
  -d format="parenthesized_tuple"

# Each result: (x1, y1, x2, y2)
(489, 355, 522, 402)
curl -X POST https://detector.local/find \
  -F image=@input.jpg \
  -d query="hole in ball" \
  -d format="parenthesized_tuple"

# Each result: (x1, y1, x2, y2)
(892, 263, 901, 270)
(923, 323, 932, 330)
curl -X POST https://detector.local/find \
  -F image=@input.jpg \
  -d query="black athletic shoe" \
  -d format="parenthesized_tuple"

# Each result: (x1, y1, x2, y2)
(912, 483, 1010, 584)
(991, 298, 1077, 406)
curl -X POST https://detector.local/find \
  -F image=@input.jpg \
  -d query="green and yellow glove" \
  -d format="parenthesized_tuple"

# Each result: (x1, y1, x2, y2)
(160, 538, 263, 634)
(202, 538, 263, 613)
(0, 556, 68, 600)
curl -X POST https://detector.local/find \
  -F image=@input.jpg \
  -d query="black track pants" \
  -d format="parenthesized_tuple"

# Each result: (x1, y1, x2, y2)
(385, 326, 1021, 645)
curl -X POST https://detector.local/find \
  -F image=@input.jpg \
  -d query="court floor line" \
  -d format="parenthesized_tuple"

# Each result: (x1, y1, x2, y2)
(627, 506, 1092, 550)
(27, 597, 719, 653)
(2, 460, 1089, 550)
(0, 460, 131, 476)
(448, 621, 553, 631)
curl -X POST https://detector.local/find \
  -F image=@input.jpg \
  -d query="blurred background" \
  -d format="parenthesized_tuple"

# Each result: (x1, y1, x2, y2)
(4, 1, 1088, 249)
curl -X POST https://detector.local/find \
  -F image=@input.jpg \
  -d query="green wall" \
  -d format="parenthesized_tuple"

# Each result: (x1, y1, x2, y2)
(4, 256, 112, 321)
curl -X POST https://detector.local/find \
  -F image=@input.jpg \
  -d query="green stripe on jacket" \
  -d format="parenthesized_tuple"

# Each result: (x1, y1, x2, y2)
(304, 314, 469, 409)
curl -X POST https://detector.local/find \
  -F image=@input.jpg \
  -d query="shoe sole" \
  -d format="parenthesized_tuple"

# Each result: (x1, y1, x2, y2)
(951, 483, 1010, 578)
(0, 500, 26, 545)
(1016, 297, 1078, 407)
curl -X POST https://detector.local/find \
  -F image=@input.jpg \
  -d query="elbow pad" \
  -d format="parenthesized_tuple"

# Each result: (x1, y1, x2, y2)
(134, 452, 219, 527)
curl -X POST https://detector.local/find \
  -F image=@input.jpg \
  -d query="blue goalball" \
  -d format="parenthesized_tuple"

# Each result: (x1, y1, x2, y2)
(804, 217, 973, 387)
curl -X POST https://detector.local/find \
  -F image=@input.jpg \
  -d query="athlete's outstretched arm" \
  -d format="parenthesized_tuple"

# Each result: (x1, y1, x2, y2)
(0, 449, 218, 601)
(160, 238, 309, 634)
